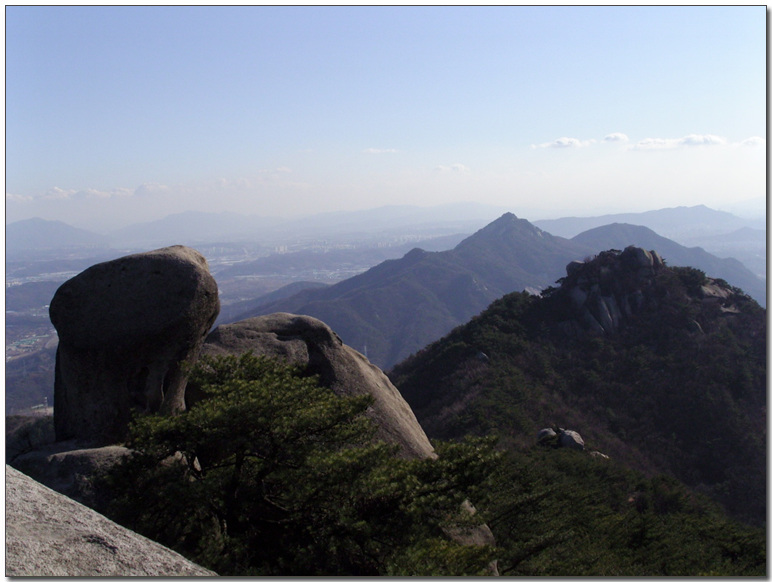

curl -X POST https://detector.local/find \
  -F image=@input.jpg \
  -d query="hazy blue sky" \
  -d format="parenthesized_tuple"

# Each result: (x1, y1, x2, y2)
(6, 6, 766, 230)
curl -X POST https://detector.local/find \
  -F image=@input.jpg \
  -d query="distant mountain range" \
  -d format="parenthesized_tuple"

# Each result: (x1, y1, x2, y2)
(533, 204, 764, 240)
(8, 202, 763, 255)
(223, 213, 765, 370)
(6, 218, 109, 253)
(225, 213, 590, 369)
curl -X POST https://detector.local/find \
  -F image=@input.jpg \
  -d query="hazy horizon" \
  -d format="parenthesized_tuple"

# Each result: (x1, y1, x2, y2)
(6, 6, 766, 231)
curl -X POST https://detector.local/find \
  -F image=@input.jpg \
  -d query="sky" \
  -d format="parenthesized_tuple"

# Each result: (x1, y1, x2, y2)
(5, 5, 767, 231)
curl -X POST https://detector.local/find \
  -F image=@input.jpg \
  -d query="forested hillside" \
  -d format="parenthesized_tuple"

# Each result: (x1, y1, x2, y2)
(391, 247, 766, 527)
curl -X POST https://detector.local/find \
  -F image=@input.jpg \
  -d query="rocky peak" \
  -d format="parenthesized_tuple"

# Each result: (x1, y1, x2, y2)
(49, 245, 220, 444)
(551, 246, 756, 337)
(552, 246, 667, 336)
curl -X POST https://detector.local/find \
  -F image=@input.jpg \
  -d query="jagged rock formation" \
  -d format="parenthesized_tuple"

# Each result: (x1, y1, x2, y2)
(49, 245, 220, 444)
(557, 247, 666, 336)
(570, 222, 765, 305)
(556, 246, 754, 337)
(200, 313, 435, 460)
(6, 465, 215, 576)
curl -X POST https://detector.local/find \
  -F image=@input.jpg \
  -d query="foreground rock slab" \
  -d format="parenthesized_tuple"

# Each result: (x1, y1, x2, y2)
(5, 466, 215, 576)
(50, 245, 220, 444)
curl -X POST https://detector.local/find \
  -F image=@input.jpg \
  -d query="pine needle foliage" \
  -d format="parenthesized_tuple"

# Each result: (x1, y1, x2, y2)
(102, 352, 497, 575)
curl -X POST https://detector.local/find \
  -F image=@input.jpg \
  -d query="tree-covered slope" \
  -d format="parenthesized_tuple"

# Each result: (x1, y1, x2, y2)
(390, 247, 766, 526)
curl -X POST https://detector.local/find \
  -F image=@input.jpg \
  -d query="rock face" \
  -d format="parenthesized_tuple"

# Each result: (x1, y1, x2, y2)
(5, 465, 215, 576)
(202, 313, 497, 568)
(557, 246, 665, 336)
(49, 245, 220, 444)
(200, 313, 435, 460)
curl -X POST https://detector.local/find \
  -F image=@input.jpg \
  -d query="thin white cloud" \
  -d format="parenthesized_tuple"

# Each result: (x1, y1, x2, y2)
(434, 163, 471, 174)
(531, 137, 596, 149)
(739, 136, 766, 148)
(43, 186, 77, 200)
(363, 148, 399, 154)
(133, 183, 170, 197)
(603, 132, 629, 143)
(45, 186, 134, 200)
(81, 187, 134, 199)
(679, 134, 727, 146)
(5, 192, 33, 203)
(629, 134, 728, 151)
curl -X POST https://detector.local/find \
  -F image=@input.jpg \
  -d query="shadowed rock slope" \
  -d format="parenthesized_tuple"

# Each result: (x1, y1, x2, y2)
(6, 466, 215, 576)
(391, 247, 766, 525)
(228, 213, 591, 369)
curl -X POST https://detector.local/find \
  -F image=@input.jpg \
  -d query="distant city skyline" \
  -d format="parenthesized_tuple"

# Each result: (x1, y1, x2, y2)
(6, 6, 766, 230)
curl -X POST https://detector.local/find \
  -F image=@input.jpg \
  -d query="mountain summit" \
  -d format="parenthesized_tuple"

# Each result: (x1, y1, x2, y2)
(226, 214, 590, 369)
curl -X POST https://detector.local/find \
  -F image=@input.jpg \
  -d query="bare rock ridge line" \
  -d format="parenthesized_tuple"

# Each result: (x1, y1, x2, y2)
(201, 313, 435, 459)
(5, 465, 216, 577)
(49, 245, 220, 444)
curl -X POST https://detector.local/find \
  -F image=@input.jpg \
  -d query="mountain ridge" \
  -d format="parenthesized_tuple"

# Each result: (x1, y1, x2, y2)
(224, 213, 765, 369)
(225, 213, 592, 369)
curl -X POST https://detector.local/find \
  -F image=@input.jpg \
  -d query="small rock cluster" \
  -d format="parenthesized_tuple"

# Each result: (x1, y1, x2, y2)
(537, 427, 609, 460)
(537, 426, 585, 450)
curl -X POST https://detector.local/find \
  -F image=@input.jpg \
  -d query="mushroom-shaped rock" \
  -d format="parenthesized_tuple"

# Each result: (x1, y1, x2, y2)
(200, 313, 435, 460)
(559, 429, 585, 451)
(49, 246, 220, 444)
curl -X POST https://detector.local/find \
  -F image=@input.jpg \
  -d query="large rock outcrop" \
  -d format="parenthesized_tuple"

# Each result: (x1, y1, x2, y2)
(559, 246, 666, 336)
(49, 245, 220, 444)
(200, 313, 435, 460)
(5, 466, 215, 576)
